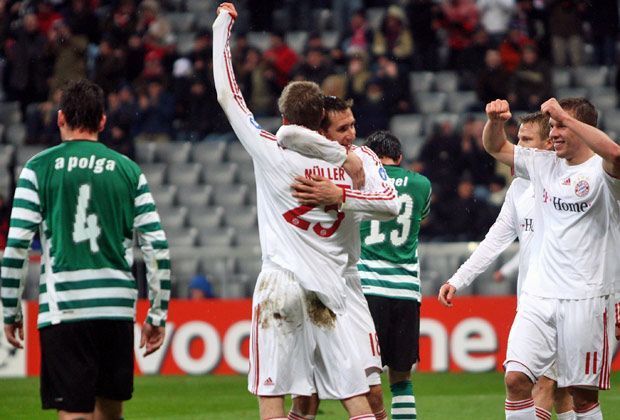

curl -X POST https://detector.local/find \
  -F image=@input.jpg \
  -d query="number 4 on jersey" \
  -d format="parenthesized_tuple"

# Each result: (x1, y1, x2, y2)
(73, 184, 101, 253)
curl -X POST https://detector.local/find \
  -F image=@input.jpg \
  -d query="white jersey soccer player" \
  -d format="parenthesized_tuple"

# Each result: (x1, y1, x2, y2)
(483, 98, 620, 420)
(212, 5, 398, 416)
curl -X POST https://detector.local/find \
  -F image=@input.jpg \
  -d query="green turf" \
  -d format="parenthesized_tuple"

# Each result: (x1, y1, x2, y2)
(1, 372, 619, 419)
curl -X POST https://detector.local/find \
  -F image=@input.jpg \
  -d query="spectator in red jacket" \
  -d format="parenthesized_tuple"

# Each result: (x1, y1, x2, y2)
(263, 31, 299, 90)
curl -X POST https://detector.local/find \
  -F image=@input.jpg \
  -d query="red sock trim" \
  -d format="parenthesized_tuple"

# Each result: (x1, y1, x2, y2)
(287, 412, 306, 420)
(350, 415, 376, 420)
(535, 406, 552, 420)
(575, 402, 600, 414)
(374, 408, 388, 420)
(505, 398, 535, 411)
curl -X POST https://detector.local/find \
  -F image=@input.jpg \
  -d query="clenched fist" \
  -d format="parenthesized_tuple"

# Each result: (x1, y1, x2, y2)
(485, 99, 512, 122)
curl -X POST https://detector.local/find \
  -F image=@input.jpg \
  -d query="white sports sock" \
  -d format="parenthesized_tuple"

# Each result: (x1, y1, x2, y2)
(535, 406, 551, 420)
(575, 403, 602, 420)
(505, 399, 536, 419)
(557, 410, 576, 420)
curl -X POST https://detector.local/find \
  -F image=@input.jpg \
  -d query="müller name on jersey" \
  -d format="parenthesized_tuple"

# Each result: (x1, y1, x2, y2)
(305, 165, 346, 181)
(54, 155, 117, 174)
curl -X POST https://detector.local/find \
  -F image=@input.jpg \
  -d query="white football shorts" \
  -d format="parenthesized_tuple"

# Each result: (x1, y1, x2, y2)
(505, 292, 614, 389)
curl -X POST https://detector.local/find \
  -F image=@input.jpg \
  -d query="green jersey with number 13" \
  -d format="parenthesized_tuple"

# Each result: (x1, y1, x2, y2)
(359, 165, 431, 302)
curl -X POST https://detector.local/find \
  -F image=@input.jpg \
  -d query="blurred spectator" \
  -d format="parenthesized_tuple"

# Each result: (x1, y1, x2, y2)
(407, 0, 441, 71)
(477, 0, 516, 45)
(136, 0, 173, 48)
(283, 0, 312, 31)
(63, 0, 100, 44)
(548, 0, 584, 67)
(135, 79, 175, 142)
(5, 13, 50, 112)
(48, 19, 88, 93)
(488, 174, 508, 207)
(25, 88, 62, 146)
(102, 87, 136, 159)
(93, 37, 125, 95)
(333, 0, 364, 34)
(102, 0, 137, 47)
(371, 5, 413, 67)
(263, 30, 299, 89)
(345, 51, 372, 104)
(476, 49, 511, 105)
(340, 9, 373, 55)
(189, 30, 213, 78)
(459, 117, 497, 188)
(498, 24, 532, 72)
(353, 78, 390, 137)
(125, 34, 146, 82)
(292, 47, 334, 85)
(512, 0, 549, 55)
(374, 55, 411, 115)
(460, 27, 492, 88)
(440, 0, 480, 70)
(415, 120, 462, 195)
(447, 176, 497, 241)
(35, 1, 62, 36)
(508, 44, 551, 111)
(237, 47, 278, 117)
(189, 274, 216, 299)
(0, 193, 9, 249)
(584, 0, 618, 66)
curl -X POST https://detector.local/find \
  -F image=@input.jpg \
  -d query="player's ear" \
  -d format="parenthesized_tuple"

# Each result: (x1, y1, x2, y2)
(57, 110, 65, 128)
(98, 114, 107, 133)
(281, 116, 290, 126)
(396, 155, 403, 165)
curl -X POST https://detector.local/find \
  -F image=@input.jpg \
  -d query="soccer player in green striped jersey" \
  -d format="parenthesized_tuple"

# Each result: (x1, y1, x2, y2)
(359, 131, 431, 420)
(1, 79, 170, 419)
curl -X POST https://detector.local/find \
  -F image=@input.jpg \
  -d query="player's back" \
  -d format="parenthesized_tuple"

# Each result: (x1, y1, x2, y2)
(252, 135, 355, 313)
(23, 140, 145, 326)
(359, 166, 431, 301)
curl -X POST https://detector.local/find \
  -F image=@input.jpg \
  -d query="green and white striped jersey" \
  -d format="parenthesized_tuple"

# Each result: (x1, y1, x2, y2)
(1, 140, 170, 329)
(359, 165, 431, 301)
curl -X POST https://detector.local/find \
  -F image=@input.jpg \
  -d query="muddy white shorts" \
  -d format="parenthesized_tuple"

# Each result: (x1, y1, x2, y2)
(505, 292, 614, 389)
(248, 269, 369, 399)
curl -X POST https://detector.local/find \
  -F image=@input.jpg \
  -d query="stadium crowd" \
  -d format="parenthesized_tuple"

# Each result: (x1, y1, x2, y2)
(0, 0, 619, 243)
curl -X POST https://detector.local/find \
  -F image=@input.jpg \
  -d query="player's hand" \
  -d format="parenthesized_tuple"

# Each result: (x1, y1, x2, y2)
(4, 322, 24, 349)
(438, 283, 456, 307)
(540, 98, 570, 124)
(493, 271, 504, 283)
(485, 99, 512, 122)
(342, 152, 365, 189)
(292, 176, 343, 206)
(217, 2, 238, 19)
(140, 323, 165, 357)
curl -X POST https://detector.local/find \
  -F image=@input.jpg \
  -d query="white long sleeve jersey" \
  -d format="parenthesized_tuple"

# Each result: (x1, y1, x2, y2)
(447, 177, 534, 296)
(514, 145, 620, 299)
(277, 130, 400, 274)
(213, 11, 397, 313)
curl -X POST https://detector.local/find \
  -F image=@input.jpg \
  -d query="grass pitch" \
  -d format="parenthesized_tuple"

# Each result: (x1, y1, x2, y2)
(1, 372, 619, 419)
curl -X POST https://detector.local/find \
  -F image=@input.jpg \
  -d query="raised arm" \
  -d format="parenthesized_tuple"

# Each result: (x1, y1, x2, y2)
(1, 166, 42, 348)
(438, 184, 518, 307)
(541, 98, 620, 179)
(212, 4, 279, 164)
(133, 173, 170, 354)
(482, 99, 515, 168)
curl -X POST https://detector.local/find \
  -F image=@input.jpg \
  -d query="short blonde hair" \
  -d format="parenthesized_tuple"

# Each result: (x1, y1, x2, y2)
(278, 81, 324, 130)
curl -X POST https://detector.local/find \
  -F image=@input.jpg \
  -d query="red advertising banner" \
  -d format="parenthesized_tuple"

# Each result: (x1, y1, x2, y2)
(17, 297, 620, 377)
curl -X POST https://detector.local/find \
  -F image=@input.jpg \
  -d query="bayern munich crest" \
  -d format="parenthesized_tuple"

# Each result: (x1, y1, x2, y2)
(574, 180, 590, 197)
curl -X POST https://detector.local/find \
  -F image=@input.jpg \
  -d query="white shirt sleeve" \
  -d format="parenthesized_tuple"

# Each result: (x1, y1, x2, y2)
(340, 147, 400, 220)
(447, 182, 519, 290)
(277, 126, 347, 166)
(213, 11, 279, 166)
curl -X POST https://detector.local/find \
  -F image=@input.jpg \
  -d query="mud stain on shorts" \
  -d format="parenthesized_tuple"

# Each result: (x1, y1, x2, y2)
(306, 293, 336, 329)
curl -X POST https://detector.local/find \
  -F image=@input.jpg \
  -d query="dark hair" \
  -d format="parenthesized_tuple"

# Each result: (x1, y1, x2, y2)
(558, 97, 598, 127)
(278, 81, 324, 130)
(60, 79, 105, 133)
(320, 96, 354, 130)
(363, 130, 402, 161)
(519, 111, 550, 140)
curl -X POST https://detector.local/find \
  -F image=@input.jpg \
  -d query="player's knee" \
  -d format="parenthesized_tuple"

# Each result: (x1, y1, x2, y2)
(505, 371, 533, 398)
(292, 395, 316, 416)
(568, 387, 598, 411)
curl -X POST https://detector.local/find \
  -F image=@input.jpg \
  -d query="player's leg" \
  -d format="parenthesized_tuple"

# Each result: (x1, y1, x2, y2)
(290, 394, 318, 419)
(553, 387, 575, 420)
(569, 388, 600, 420)
(93, 397, 122, 420)
(249, 271, 316, 419)
(537, 363, 575, 420)
(532, 376, 554, 420)
(367, 295, 419, 420)
(557, 296, 614, 420)
(94, 321, 134, 420)
(40, 322, 100, 420)
(504, 294, 557, 419)
(340, 394, 374, 418)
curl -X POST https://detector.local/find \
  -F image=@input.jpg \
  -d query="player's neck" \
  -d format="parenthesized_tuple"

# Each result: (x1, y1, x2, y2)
(61, 128, 99, 142)
(565, 149, 595, 166)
